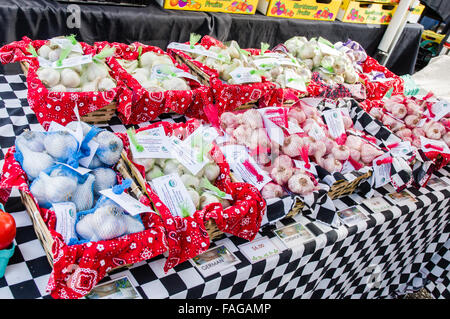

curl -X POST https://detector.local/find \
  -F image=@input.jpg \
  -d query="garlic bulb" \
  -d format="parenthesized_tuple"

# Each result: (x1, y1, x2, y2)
(203, 163, 220, 182)
(44, 131, 78, 162)
(92, 167, 117, 195)
(29, 177, 49, 206)
(288, 171, 316, 196)
(162, 159, 185, 176)
(199, 192, 221, 210)
(18, 144, 55, 181)
(123, 214, 145, 235)
(39, 172, 78, 204)
(50, 84, 67, 92)
(161, 77, 190, 91)
(133, 158, 155, 173)
(48, 48, 61, 62)
(139, 51, 159, 68)
(261, 182, 285, 200)
(16, 131, 45, 153)
(86, 62, 108, 82)
(37, 45, 51, 59)
(98, 78, 116, 91)
(146, 165, 164, 180)
(94, 131, 124, 166)
(72, 174, 95, 212)
(181, 174, 200, 189)
(187, 187, 200, 209)
(60, 68, 81, 88)
(37, 68, 60, 87)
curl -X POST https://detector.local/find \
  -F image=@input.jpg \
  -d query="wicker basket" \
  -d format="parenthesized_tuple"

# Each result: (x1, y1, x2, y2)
(20, 61, 117, 124)
(327, 170, 373, 200)
(19, 156, 142, 269)
(121, 151, 233, 241)
(172, 52, 259, 110)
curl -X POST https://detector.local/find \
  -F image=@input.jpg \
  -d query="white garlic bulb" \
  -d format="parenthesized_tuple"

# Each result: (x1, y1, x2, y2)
(37, 45, 51, 59)
(139, 51, 159, 69)
(98, 78, 116, 91)
(60, 68, 81, 88)
(161, 77, 189, 91)
(37, 68, 60, 87)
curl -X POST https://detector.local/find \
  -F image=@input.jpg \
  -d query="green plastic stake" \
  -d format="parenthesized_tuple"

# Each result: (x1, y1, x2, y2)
(27, 44, 38, 57)
(249, 69, 266, 76)
(127, 128, 144, 152)
(189, 33, 201, 49)
(260, 42, 270, 55)
(66, 34, 78, 45)
(200, 177, 226, 198)
(93, 46, 116, 64)
(137, 46, 143, 60)
(56, 45, 73, 67)
(179, 201, 192, 218)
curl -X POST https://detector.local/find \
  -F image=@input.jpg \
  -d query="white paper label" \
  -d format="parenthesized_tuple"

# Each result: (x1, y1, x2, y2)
(150, 173, 196, 218)
(423, 100, 450, 121)
(169, 137, 208, 175)
(285, 69, 307, 92)
(138, 126, 166, 137)
(229, 67, 261, 84)
(78, 140, 99, 168)
(38, 57, 53, 68)
(239, 236, 281, 263)
(389, 141, 413, 158)
(286, 121, 304, 135)
(340, 160, 356, 175)
(166, 42, 225, 62)
(273, 222, 315, 249)
(49, 38, 83, 53)
(257, 109, 285, 146)
(372, 153, 392, 188)
(253, 57, 278, 70)
(420, 136, 450, 154)
(318, 42, 340, 56)
(53, 202, 77, 244)
(220, 144, 271, 190)
(308, 122, 326, 141)
(323, 109, 346, 139)
(183, 126, 219, 147)
(99, 188, 156, 216)
(189, 244, 241, 278)
(129, 134, 173, 159)
(294, 160, 317, 176)
(150, 64, 200, 83)
(52, 54, 93, 69)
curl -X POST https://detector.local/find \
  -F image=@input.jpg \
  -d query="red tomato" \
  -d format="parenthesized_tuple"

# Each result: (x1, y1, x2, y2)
(0, 209, 15, 250)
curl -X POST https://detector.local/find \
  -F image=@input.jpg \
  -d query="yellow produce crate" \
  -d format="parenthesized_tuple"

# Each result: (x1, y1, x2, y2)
(257, 0, 342, 21)
(408, 3, 425, 23)
(155, 0, 258, 14)
(337, 0, 397, 24)
(422, 30, 446, 44)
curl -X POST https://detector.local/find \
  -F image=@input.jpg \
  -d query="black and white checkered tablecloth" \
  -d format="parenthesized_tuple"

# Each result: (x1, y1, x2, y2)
(0, 74, 448, 299)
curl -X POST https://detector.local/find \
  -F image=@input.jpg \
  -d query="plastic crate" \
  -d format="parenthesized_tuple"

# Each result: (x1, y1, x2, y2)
(56, 0, 152, 6)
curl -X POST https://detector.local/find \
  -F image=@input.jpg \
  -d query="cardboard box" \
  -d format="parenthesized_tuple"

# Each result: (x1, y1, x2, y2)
(257, 0, 343, 21)
(337, 0, 397, 24)
(155, 0, 258, 14)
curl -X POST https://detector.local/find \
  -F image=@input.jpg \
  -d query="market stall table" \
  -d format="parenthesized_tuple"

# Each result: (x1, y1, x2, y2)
(0, 74, 448, 299)
(0, 0, 422, 76)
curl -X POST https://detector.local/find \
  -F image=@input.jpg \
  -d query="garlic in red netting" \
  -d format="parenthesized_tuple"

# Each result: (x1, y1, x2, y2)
(349, 149, 361, 162)
(288, 108, 306, 125)
(425, 122, 444, 140)
(261, 182, 285, 199)
(37, 45, 51, 59)
(282, 134, 303, 158)
(233, 124, 252, 144)
(249, 128, 271, 150)
(369, 107, 383, 120)
(118, 59, 138, 73)
(412, 127, 425, 137)
(273, 154, 293, 169)
(332, 144, 350, 161)
(406, 100, 423, 115)
(396, 128, 412, 139)
(323, 138, 336, 155)
(98, 78, 116, 91)
(37, 68, 60, 87)
(404, 114, 420, 127)
(390, 103, 408, 120)
(220, 112, 239, 129)
(345, 135, 363, 151)
(241, 109, 264, 130)
(313, 140, 327, 162)
(361, 143, 384, 164)
(443, 132, 450, 147)
(320, 155, 342, 173)
(382, 115, 405, 132)
(270, 165, 294, 185)
(342, 114, 353, 130)
(287, 170, 316, 196)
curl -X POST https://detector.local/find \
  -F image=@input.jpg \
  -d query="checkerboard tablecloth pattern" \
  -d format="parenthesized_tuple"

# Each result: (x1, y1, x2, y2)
(0, 74, 448, 299)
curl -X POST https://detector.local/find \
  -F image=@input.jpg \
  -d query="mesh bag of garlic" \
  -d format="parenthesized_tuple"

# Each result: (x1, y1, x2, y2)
(167, 35, 277, 114)
(94, 41, 213, 124)
(0, 121, 168, 299)
(361, 93, 450, 171)
(115, 118, 267, 271)
(0, 36, 126, 129)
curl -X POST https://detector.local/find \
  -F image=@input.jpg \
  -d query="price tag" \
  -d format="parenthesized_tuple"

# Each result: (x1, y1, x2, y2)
(229, 67, 261, 84)
(166, 42, 225, 62)
(420, 136, 450, 154)
(389, 141, 414, 158)
(294, 160, 317, 176)
(372, 153, 392, 188)
(150, 65, 200, 83)
(307, 122, 326, 141)
(239, 236, 281, 263)
(53, 202, 77, 244)
(220, 144, 272, 190)
(99, 188, 156, 216)
(150, 173, 196, 218)
(52, 54, 93, 69)
(322, 109, 346, 139)
(129, 134, 173, 159)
